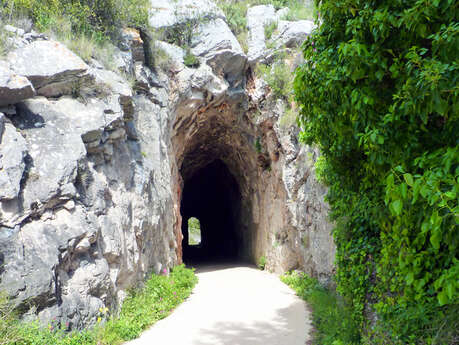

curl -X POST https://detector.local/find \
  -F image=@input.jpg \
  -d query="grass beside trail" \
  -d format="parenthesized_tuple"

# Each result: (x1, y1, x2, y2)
(0, 265, 198, 345)
(281, 271, 360, 345)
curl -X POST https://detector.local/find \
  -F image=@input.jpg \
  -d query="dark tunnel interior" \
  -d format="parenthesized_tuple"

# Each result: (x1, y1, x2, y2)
(181, 159, 242, 264)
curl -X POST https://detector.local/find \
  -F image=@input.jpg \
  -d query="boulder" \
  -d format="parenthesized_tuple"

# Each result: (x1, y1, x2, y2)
(149, 0, 224, 29)
(4, 25, 25, 36)
(247, 5, 277, 64)
(0, 61, 35, 106)
(275, 7, 289, 20)
(0, 115, 27, 200)
(8, 40, 89, 97)
(191, 18, 247, 86)
(271, 20, 315, 48)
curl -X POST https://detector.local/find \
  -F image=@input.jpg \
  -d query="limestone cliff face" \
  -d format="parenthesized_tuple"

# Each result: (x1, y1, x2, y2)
(0, 0, 335, 329)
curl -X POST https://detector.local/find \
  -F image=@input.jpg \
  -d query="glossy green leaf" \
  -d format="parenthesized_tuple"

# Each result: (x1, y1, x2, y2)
(403, 173, 414, 187)
(391, 199, 403, 215)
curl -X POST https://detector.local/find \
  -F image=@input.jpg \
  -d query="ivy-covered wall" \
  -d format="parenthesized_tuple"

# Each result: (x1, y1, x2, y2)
(294, 0, 458, 343)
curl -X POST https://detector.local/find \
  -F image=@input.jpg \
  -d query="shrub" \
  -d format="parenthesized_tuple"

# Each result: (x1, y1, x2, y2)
(264, 21, 278, 41)
(257, 60, 292, 101)
(281, 271, 360, 345)
(217, 0, 248, 38)
(183, 49, 200, 68)
(280, 0, 315, 21)
(294, 0, 458, 342)
(217, 0, 314, 52)
(257, 255, 267, 270)
(1, 0, 149, 39)
(279, 108, 297, 128)
(0, 0, 149, 68)
(153, 46, 174, 71)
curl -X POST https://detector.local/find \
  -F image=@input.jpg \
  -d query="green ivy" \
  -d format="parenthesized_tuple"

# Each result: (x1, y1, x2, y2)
(294, 0, 458, 343)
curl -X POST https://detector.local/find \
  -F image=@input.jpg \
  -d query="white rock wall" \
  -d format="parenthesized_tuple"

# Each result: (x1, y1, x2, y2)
(0, 0, 335, 329)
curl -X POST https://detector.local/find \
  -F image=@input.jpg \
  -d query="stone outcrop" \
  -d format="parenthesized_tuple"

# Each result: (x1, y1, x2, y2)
(8, 40, 90, 97)
(0, 61, 35, 106)
(272, 20, 315, 49)
(0, 113, 27, 200)
(191, 18, 246, 85)
(247, 5, 277, 64)
(0, 0, 334, 330)
(149, 0, 224, 29)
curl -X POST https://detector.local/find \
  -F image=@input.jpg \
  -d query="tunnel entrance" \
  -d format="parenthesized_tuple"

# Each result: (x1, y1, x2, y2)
(181, 159, 242, 264)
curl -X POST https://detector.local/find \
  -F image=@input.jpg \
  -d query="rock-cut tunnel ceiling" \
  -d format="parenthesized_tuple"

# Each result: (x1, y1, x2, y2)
(176, 104, 259, 265)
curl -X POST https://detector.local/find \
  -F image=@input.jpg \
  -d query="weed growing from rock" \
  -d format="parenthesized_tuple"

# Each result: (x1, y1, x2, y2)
(257, 255, 267, 270)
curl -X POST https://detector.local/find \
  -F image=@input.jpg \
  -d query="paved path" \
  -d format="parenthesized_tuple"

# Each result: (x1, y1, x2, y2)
(126, 264, 311, 345)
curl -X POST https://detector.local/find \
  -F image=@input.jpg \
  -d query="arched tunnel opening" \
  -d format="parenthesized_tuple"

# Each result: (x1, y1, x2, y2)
(180, 159, 244, 264)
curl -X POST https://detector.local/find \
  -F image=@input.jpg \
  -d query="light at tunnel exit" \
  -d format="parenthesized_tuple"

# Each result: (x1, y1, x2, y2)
(188, 217, 201, 246)
(181, 159, 242, 263)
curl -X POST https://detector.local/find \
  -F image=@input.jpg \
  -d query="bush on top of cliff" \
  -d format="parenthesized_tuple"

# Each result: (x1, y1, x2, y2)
(0, 0, 149, 42)
(295, 0, 458, 343)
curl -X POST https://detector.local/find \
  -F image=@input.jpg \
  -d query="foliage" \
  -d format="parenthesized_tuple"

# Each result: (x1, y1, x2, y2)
(188, 217, 202, 245)
(217, 0, 248, 39)
(254, 137, 263, 153)
(238, 30, 249, 53)
(264, 21, 278, 41)
(1, 0, 149, 40)
(0, 0, 149, 66)
(184, 49, 200, 68)
(0, 265, 197, 345)
(153, 46, 172, 71)
(257, 60, 293, 101)
(0, 27, 13, 57)
(153, 14, 205, 69)
(281, 271, 360, 345)
(257, 255, 267, 270)
(217, 0, 314, 50)
(280, 0, 315, 21)
(158, 17, 198, 49)
(99, 265, 198, 344)
(279, 108, 298, 128)
(294, 0, 459, 343)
